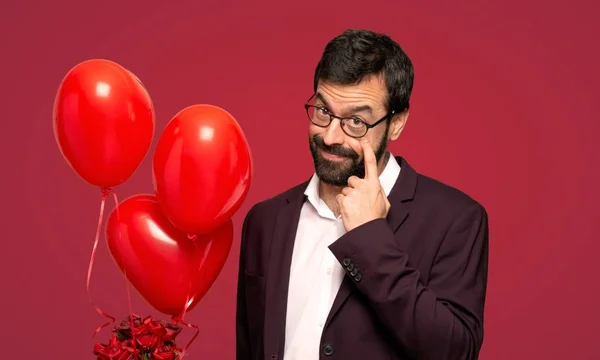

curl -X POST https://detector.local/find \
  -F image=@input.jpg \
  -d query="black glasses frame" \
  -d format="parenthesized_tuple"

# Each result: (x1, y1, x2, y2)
(303, 93, 396, 138)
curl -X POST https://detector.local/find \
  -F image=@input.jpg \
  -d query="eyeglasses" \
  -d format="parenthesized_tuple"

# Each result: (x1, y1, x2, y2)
(304, 94, 395, 138)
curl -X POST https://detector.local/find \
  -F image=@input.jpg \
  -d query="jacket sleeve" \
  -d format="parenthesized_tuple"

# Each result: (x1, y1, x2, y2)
(236, 207, 255, 360)
(328, 202, 489, 360)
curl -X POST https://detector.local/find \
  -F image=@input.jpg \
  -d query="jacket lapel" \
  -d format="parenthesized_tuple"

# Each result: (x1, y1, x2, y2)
(324, 156, 417, 327)
(263, 183, 308, 359)
(385, 156, 417, 233)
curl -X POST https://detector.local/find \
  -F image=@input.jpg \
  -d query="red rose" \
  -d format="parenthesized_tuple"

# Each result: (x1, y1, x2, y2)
(137, 333, 161, 349)
(133, 316, 168, 339)
(152, 347, 179, 360)
(93, 337, 136, 360)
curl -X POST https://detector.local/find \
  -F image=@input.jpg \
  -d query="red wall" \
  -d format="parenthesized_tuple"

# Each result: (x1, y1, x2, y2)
(1, 0, 598, 358)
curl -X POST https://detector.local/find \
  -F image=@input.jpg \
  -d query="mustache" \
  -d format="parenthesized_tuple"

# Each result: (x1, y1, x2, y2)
(312, 135, 359, 159)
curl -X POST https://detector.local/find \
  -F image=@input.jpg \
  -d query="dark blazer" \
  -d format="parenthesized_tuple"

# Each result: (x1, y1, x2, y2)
(236, 156, 489, 360)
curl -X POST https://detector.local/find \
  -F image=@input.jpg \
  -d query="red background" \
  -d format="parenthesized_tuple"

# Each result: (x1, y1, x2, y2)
(1, 0, 598, 358)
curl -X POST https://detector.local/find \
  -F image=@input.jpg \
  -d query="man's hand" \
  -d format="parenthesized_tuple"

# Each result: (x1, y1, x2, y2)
(336, 138, 391, 232)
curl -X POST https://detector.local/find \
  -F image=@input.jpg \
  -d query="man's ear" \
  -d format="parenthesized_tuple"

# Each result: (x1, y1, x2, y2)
(388, 110, 409, 141)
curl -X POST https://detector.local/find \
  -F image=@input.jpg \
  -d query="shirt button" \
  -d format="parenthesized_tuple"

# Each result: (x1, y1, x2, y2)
(326, 268, 332, 275)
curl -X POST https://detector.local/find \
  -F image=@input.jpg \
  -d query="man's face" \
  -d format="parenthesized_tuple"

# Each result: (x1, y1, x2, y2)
(308, 76, 401, 187)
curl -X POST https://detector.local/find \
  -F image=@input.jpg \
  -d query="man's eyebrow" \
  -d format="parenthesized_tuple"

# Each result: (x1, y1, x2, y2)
(315, 92, 330, 108)
(315, 92, 373, 116)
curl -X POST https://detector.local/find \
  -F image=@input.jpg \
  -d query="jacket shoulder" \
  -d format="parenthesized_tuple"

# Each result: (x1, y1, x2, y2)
(415, 173, 486, 215)
(243, 179, 309, 227)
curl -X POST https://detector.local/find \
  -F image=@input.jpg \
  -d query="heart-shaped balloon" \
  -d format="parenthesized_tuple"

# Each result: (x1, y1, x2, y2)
(105, 194, 233, 315)
(53, 59, 155, 188)
(152, 104, 252, 235)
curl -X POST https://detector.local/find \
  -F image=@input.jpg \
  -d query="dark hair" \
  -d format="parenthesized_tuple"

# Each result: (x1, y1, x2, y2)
(313, 29, 414, 113)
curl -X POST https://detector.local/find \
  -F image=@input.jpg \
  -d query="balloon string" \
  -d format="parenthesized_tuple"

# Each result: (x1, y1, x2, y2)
(87, 187, 116, 337)
(172, 236, 212, 358)
(171, 293, 197, 359)
(173, 312, 199, 359)
(109, 191, 140, 359)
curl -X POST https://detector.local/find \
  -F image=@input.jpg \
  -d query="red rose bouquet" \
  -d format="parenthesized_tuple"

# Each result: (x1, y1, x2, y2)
(94, 315, 183, 360)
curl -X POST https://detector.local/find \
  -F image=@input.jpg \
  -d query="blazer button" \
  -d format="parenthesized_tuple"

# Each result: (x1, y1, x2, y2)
(342, 258, 351, 266)
(322, 344, 334, 356)
(350, 268, 358, 276)
(346, 263, 354, 271)
(354, 273, 362, 282)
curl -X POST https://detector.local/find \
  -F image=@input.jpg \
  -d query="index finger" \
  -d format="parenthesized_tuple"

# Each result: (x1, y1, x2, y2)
(361, 137, 378, 180)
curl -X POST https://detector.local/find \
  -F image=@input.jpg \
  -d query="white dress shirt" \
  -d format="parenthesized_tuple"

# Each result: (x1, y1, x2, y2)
(283, 153, 401, 359)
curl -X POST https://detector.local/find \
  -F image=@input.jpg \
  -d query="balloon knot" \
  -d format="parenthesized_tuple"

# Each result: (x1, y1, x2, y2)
(100, 187, 113, 197)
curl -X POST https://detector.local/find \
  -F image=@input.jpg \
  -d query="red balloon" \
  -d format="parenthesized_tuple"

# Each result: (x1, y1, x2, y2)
(53, 59, 155, 188)
(153, 105, 252, 235)
(105, 194, 233, 316)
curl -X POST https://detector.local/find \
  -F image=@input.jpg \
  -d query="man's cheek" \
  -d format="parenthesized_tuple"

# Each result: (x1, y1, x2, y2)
(348, 142, 363, 158)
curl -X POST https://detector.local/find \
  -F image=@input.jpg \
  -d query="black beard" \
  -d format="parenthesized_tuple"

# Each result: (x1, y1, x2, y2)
(308, 130, 389, 187)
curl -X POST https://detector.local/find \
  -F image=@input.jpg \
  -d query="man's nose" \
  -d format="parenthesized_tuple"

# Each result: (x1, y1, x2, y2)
(322, 119, 345, 146)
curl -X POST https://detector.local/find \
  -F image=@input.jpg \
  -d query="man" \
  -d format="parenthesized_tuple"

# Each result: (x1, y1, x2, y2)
(236, 29, 489, 360)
